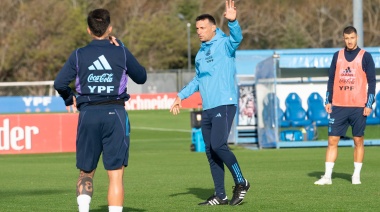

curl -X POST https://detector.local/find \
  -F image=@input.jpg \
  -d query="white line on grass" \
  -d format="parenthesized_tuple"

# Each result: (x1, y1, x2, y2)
(133, 126, 190, 133)
(132, 138, 189, 142)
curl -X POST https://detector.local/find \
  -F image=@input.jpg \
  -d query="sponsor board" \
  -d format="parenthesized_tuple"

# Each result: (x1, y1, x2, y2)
(0, 114, 77, 154)
(0, 92, 202, 113)
(125, 92, 202, 110)
(0, 92, 202, 154)
(0, 96, 66, 113)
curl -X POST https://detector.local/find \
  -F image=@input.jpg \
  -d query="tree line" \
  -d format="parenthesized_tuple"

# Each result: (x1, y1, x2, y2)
(1, 0, 380, 82)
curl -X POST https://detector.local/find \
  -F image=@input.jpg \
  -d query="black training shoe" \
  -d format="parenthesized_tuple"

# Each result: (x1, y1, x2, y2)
(198, 195, 228, 206)
(230, 179, 250, 206)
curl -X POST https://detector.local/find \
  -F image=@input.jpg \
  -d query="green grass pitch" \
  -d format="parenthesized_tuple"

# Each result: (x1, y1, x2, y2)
(1, 110, 380, 211)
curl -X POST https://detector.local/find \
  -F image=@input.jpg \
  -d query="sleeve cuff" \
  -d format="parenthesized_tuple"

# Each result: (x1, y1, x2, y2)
(63, 92, 74, 106)
(228, 19, 238, 26)
(178, 93, 185, 100)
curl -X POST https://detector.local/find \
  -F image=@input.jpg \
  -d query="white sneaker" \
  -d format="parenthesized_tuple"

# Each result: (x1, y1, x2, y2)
(314, 175, 332, 185)
(352, 175, 361, 185)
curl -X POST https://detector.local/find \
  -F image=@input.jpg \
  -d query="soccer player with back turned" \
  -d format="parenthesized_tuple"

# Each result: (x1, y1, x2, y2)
(314, 26, 376, 185)
(170, 0, 250, 206)
(54, 9, 147, 212)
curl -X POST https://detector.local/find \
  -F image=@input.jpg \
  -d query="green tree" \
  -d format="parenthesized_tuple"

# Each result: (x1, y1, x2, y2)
(1, 0, 88, 84)
(1, 0, 380, 85)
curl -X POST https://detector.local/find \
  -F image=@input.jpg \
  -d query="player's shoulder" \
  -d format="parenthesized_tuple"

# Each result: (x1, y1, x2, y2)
(362, 50, 373, 57)
(331, 51, 340, 60)
(359, 48, 374, 60)
(333, 49, 343, 56)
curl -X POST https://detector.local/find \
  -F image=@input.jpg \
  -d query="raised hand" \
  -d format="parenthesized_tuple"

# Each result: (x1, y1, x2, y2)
(224, 0, 237, 21)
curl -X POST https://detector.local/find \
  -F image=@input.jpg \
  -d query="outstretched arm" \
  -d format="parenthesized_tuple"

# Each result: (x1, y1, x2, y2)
(224, 0, 242, 55)
(170, 74, 199, 115)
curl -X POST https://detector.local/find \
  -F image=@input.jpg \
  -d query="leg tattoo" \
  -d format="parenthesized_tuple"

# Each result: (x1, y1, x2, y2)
(76, 170, 95, 197)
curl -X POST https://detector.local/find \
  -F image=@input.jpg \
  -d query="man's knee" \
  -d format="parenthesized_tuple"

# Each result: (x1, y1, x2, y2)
(353, 136, 364, 147)
(210, 143, 229, 155)
(327, 136, 340, 147)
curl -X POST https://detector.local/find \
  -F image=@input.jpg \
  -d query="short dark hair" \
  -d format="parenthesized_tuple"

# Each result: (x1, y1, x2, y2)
(195, 14, 216, 25)
(87, 9, 111, 37)
(343, 26, 357, 35)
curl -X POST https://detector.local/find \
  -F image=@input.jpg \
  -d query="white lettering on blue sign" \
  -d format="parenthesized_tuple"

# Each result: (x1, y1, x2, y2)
(22, 97, 52, 106)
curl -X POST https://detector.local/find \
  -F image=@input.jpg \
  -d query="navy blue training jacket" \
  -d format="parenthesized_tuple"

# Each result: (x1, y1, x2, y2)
(54, 39, 146, 109)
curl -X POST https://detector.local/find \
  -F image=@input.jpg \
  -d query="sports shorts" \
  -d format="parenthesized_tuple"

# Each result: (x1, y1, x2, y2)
(76, 104, 130, 171)
(328, 106, 367, 137)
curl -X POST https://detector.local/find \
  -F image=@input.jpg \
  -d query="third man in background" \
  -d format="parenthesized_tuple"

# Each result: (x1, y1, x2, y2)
(314, 26, 376, 186)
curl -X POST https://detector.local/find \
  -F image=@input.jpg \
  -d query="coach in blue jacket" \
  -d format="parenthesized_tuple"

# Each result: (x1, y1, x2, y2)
(170, 0, 250, 206)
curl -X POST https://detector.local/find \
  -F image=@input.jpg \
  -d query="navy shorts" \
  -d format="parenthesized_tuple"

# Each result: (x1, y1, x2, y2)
(328, 106, 367, 137)
(76, 105, 130, 171)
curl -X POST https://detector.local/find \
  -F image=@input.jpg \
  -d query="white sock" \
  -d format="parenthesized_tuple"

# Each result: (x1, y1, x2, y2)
(77, 194, 91, 212)
(353, 162, 363, 177)
(324, 162, 335, 178)
(109, 206, 123, 212)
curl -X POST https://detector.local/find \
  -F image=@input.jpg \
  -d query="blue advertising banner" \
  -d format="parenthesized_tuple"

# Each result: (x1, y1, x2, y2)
(0, 96, 66, 113)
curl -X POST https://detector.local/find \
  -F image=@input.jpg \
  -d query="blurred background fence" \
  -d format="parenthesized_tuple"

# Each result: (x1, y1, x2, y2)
(0, 69, 194, 96)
